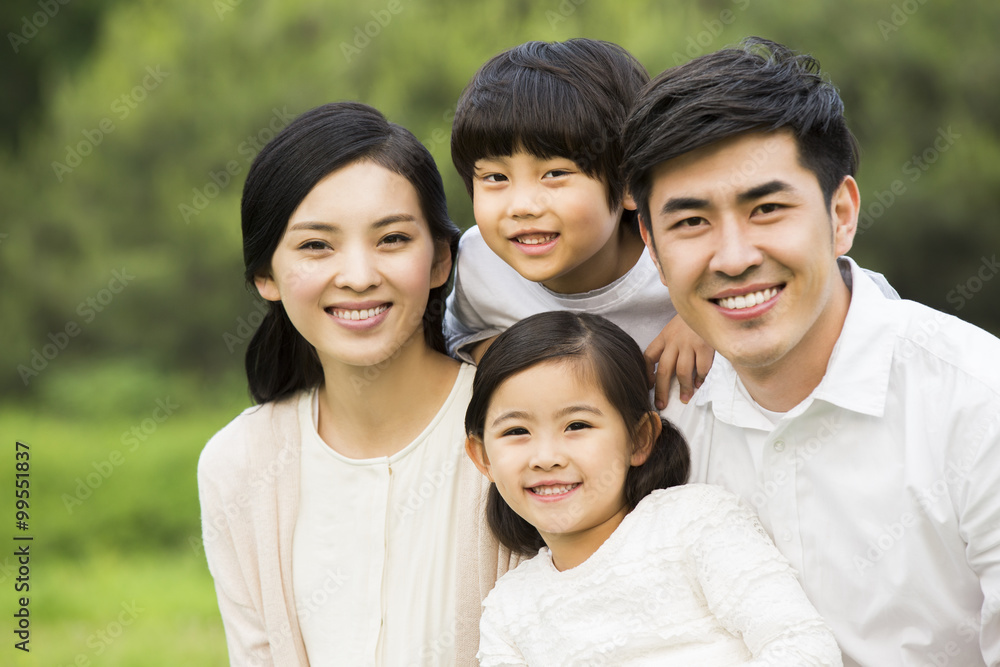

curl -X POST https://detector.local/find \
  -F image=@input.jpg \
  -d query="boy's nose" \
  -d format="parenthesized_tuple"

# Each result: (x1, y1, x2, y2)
(508, 184, 547, 219)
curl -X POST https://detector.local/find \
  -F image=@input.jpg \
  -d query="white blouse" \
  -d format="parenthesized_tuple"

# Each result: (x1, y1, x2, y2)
(292, 363, 474, 666)
(478, 484, 841, 667)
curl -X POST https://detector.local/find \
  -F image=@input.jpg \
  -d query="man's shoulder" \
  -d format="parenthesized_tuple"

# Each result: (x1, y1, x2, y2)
(887, 298, 1000, 393)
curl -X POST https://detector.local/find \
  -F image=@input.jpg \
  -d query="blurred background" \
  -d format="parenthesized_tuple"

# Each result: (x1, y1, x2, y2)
(1, 0, 998, 664)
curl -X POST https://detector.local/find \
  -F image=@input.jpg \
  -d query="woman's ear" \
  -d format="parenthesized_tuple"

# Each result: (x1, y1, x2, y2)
(630, 412, 662, 467)
(430, 240, 453, 289)
(254, 272, 281, 302)
(465, 436, 493, 481)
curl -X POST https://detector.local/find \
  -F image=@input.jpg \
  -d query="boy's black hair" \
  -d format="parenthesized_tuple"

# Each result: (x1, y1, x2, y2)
(452, 39, 648, 230)
(465, 311, 690, 556)
(241, 102, 460, 404)
(623, 37, 860, 229)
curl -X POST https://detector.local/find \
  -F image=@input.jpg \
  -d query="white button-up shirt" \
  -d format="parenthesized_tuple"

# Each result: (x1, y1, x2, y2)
(665, 258, 1000, 667)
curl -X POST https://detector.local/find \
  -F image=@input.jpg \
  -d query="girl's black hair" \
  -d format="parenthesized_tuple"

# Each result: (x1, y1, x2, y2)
(241, 102, 460, 404)
(465, 311, 690, 555)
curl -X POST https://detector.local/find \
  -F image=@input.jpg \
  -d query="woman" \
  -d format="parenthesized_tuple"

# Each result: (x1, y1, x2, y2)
(198, 102, 514, 665)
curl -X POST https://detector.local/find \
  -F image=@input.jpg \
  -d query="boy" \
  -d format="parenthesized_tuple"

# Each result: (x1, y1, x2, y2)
(446, 38, 713, 407)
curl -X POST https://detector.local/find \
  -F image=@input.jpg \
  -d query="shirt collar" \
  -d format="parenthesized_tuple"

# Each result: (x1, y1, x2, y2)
(692, 257, 896, 426)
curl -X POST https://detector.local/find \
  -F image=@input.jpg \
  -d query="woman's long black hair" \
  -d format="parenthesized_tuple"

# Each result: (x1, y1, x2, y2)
(465, 311, 691, 555)
(241, 102, 460, 404)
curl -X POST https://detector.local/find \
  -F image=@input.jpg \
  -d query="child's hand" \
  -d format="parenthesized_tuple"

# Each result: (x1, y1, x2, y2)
(644, 316, 715, 410)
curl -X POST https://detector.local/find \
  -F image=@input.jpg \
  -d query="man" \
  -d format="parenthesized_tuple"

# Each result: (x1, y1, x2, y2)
(623, 37, 1000, 666)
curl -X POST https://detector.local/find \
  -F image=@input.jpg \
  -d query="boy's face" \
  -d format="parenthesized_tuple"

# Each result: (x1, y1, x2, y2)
(471, 152, 624, 294)
(639, 130, 858, 380)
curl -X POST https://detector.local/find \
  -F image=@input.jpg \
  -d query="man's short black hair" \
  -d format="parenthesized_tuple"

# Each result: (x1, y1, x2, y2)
(623, 37, 859, 229)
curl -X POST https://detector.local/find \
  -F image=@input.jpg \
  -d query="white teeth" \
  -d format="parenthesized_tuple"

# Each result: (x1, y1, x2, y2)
(717, 288, 778, 310)
(330, 305, 389, 320)
(516, 234, 558, 245)
(530, 483, 579, 496)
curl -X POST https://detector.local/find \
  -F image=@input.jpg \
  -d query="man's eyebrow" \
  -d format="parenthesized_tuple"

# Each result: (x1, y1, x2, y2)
(737, 180, 793, 204)
(660, 196, 710, 215)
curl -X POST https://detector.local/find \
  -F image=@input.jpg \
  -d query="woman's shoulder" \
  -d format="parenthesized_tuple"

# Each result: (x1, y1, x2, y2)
(198, 391, 306, 485)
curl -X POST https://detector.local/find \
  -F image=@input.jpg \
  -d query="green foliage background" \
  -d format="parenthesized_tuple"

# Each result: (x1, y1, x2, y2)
(1, 0, 998, 664)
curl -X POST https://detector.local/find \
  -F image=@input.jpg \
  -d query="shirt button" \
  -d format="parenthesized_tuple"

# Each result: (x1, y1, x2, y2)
(773, 440, 786, 452)
(781, 530, 793, 542)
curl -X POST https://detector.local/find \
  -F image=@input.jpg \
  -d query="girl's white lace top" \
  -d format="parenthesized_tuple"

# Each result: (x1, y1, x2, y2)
(477, 484, 842, 666)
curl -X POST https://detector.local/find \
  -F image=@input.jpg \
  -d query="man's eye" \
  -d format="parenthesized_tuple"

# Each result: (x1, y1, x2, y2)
(753, 203, 783, 215)
(673, 217, 706, 229)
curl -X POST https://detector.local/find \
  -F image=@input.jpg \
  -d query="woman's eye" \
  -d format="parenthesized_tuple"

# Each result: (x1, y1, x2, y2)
(566, 421, 591, 431)
(299, 240, 330, 251)
(379, 233, 410, 246)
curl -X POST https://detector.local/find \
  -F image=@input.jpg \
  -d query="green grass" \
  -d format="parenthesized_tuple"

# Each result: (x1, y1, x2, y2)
(0, 404, 244, 665)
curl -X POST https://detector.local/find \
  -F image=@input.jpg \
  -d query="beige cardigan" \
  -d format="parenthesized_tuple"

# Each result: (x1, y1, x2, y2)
(197, 391, 519, 666)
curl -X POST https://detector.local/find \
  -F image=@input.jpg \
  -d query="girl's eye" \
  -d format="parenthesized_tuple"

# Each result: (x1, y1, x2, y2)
(379, 233, 410, 246)
(566, 421, 591, 431)
(501, 426, 529, 437)
(481, 173, 508, 183)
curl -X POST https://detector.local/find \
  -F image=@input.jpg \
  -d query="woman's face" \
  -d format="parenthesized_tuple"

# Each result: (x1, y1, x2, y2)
(255, 160, 451, 370)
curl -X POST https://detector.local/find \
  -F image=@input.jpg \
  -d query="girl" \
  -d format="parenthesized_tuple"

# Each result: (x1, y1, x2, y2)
(198, 102, 515, 666)
(464, 311, 842, 666)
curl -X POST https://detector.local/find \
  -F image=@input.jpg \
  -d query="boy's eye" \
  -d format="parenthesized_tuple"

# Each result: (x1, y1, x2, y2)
(481, 173, 508, 183)
(565, 421, 591, 431)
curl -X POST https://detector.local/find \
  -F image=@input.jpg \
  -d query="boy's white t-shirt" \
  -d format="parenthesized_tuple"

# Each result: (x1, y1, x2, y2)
(292, 363, 474, 666)
(443, 225, 675, 362)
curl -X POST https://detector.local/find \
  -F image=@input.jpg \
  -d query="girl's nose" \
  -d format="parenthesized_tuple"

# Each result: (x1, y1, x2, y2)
(529, 435, 568, 470)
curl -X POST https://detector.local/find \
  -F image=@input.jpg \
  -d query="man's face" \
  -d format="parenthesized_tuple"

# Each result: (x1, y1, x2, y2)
(640, 130, 858, 381)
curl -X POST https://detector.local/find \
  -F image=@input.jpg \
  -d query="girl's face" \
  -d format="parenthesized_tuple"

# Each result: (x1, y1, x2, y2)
(471, 359, 649, 560)
(255, 160, 451, 370)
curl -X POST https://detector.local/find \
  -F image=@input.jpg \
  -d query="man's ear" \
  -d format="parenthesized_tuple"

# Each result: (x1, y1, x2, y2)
(465, 436, 493, 481)
(254, 272, 281, 302)
(831, 175, 860, 257)
(637, 217, 665, 281)
(630, 412, 663, 467)
(430, 240, 453, 290)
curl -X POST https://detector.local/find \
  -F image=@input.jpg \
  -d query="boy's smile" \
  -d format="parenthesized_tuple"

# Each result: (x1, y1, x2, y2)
(472, 151, 642, 294)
